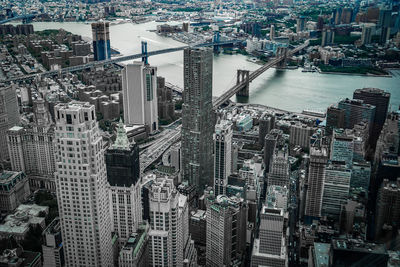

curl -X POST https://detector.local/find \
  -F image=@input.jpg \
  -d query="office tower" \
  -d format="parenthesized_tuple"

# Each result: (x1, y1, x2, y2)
(251, 206, 287, 267)
(296, 16, 306, 33)
(106, 120, 142, 243)
(317, 15, 324, 31)
(214, 120, 233, 195)
(341, 8, 353, 24)
(258, 113, 274, 146)
(54, 102, 113, 266)
(267, 145, 290, 188)
(157, 76, 175, 122)
(351, 161, 371, 192)
(181, 48, 214, 192)
(118, 223, 150, 267)
(264, 129, 283, 173)
(321, 28, 335, 47)
(270, 24, 275, 40)
(378, 9, 392, 44)
(305, 140, 329, 219)
(333, 8, 342, 25)
(206, 195, 247, 267)
(331, 128, 354, 163)
(0, 86, 19, 161)
(122, 62, 158, 134)
(148, 177, 197, 267)
(361, 23, 374, 45)
(289, 122, 315, 149)
(321, 161, 351, 219)
(353, 88, 390, 144)
(338, 98, 376, 134)
(42, 218, 65, 267)
(326, 105, 345, 135)
(7, 98, 56, 191)
(0, 171, 30, 212)
(91, 21, 111, 61)
(375, 178, 400, 238)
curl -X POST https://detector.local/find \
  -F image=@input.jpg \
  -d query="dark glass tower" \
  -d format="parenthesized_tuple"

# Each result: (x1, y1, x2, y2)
(105, 119, 140, 187)
(181, 48, 214, 193)
(91, 21, 111, 61)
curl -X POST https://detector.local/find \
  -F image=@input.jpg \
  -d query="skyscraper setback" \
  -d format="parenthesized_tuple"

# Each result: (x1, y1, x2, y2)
(181, 48, 214, 193)
(54, 102, 113, 266)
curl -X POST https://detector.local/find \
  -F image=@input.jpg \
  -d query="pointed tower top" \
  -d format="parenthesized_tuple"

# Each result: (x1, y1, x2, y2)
(112, 118, 131, 150)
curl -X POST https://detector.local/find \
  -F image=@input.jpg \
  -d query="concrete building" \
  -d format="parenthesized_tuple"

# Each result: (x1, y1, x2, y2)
(305, 136, 329, 219)
(321, 28, 335, 47)
(308, 242, 330, 267)
(189, 209, 207, 246)
(361, 23, 374, 45)
(251, 206, 287, 267)
(214, 120, 233, 195)
(7, 99, 56, 191)
(148, 177, 197, 267)
(331, 128, 354, 163)
(106, 120, 142, 244)
(122, 62, 158, 134)
(375, 179, 400, 238)
(0, 85, 19, 161)
(206, 195, 247, 267)
(351, 161, 371, 192)
(119, 223, 150, 267)
(91, 21, 111, 61)
(289, 123, 315, 149)
(42, 218, 65, 267)
(54, 102, 113, 266)
(267, 146, 290, 188)
(264, 129, 284, 174)
(0, 171, 30, 212)
(181, 48, 214, 193)
(259, 113, 275, 146)
(157, 76, 175, 122)
(266, 185, 288, 211)
(321, 161, 352, 220)
(326, 105, 345, 136)
(0, 248, 42, 267)
(0, 204, 48, 241)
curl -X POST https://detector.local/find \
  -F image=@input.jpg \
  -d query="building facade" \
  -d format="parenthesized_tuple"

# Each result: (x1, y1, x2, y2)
(0, 85, 19, 161)
(91, 22, 111, 61)
(214, 120, 233, 196)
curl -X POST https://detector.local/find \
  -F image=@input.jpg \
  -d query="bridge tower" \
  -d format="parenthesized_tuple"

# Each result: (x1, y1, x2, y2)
(276, 46, 288, 69)
(236, 69, 250, 97)
(213, 31, 220, 53)
(141, 41, 148, 65)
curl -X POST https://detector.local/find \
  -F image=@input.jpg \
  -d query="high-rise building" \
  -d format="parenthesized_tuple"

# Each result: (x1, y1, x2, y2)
(251, 206, 287, 267)
(338, 98, 376, 134)
(181, 48, 214, 193)
(378, 9, 392, 44)
(91, 21, 111, 61)
(289, 122, 315, 149)
(42, 218, 65, 267)
(321, 161, 351, 219)
(7, 98, 55, 191)
(321, 28, 335, 47)
(353, 88, 390, 144)
(157, 77, 175, 122)
(118, 223, 150, 267)
(214, 120, 233, 195)
(0, 85, 19, 161)
(305, 138, 329, 219)
(148, 177, 197, 267)
(270, 25, 275, 40)
(351, 160, 371, 192)
(0, 171, 30, 212)
(331, 128, 354, 163)
(375, 178, 400, 238)
(296, 16, 306, 33)
(122, 62, 158, 134)
(361, 23, 374, 45)
(105, 120, 142, 244)
(267, 145, 290, 188)
(264, 129, 283, 174)
(341, 8, 353, 24)
(54, 102, 113, 266)
(258, 113, 274, 146)
(317, 15, 324, 31)
(206, 194, 247, 267)
(326, 105, 345, 135)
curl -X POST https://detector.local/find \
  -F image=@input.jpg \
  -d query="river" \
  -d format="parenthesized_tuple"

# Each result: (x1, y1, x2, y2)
(27, 21, 400, 113)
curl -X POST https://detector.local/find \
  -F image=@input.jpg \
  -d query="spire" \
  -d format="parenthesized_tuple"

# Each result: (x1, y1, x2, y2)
(112, 118, 131, 150)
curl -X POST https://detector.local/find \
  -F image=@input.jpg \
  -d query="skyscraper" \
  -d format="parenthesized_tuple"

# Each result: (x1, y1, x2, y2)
(296, 16, 306, 33)
(105, 119, 142, 244)
(122, 62, 158, 134)
(91, 21, 111, 61)
(267, 145, 290, 188)
(181, 48, 214, 193)
(321, 161, 352, 219)
(0, 85, 19, 161)
(361, 23, 374, 45)
(331, 128, 354, 163)
(305, 137, 329, 219)
(378, 9, 392, 44)
(214, 120, 233, 195)
(148, 177, 197, 266)
(338, 98, 376, 135)
(321, 28, 335, 47)
(42, 218, 65, 267)
(54, 102, 113, 266)
(326, 105, 345, 135)
(353, 88, 390, 144)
